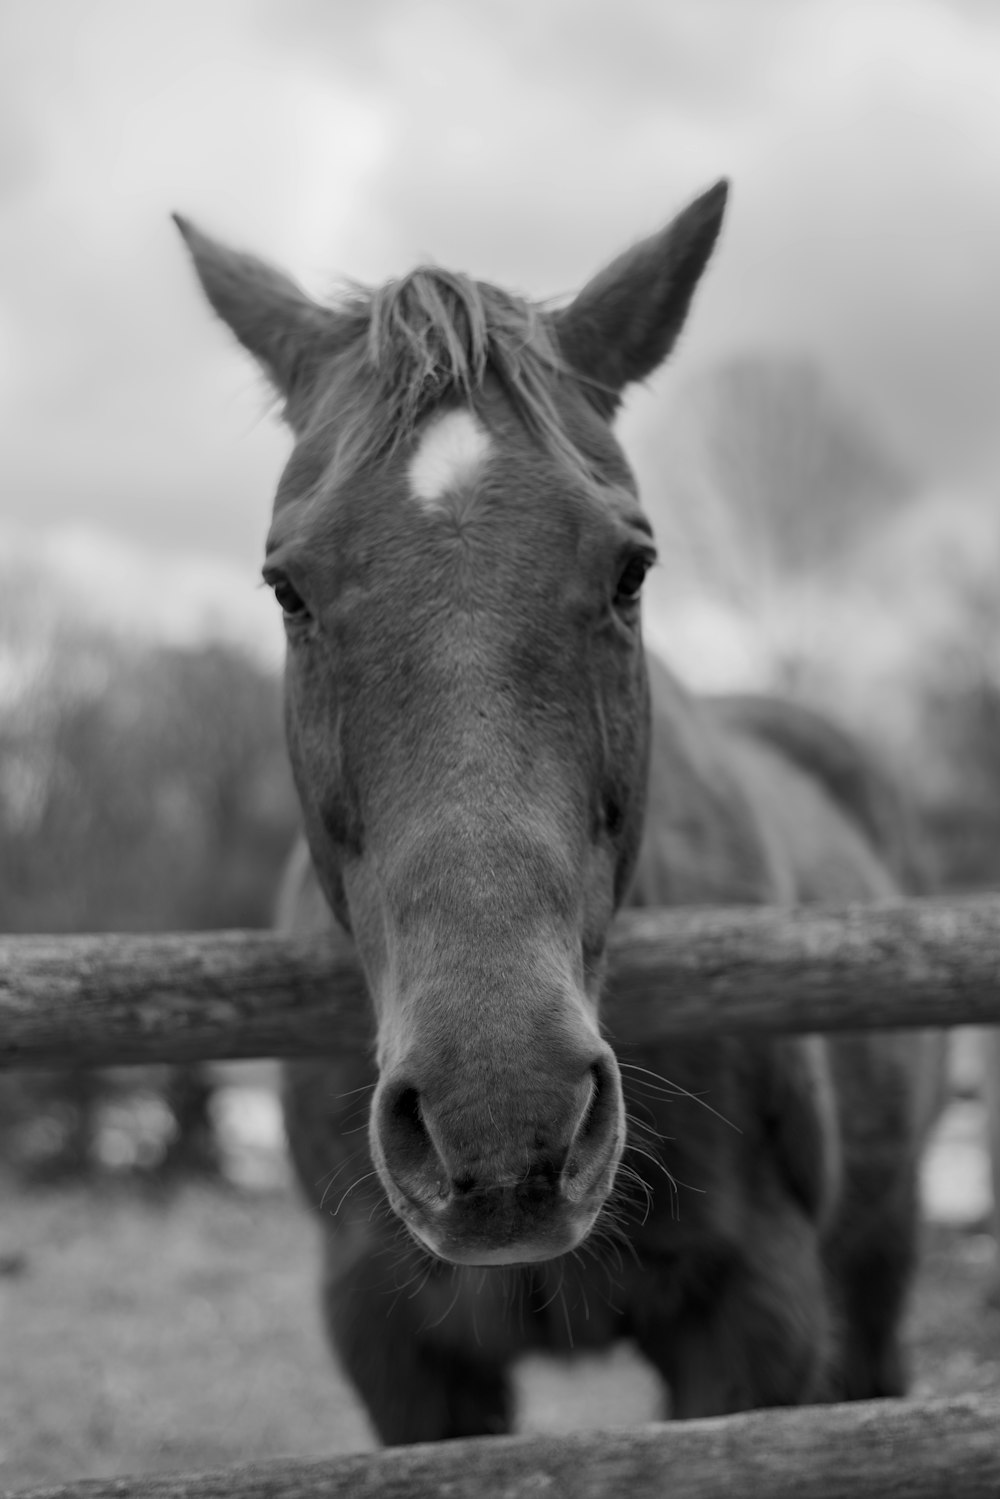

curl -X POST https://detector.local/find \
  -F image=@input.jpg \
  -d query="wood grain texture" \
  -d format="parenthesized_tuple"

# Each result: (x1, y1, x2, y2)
(7, 1394, 1000, 1499)
(2, 894, 1000, 1070)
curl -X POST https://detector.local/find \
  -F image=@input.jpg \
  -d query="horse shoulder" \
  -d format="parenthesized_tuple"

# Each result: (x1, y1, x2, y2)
(718, 727, 900, 905)
(708, 692, 934, 895)
(634, 655, 787, 907)
(708, 697, 948, 1138)
(625, 662, 843, 1233)
(752, 1036, 842, 1228)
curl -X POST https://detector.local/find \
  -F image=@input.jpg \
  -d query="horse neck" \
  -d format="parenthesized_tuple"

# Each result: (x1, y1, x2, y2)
(627, 650, 782, 910)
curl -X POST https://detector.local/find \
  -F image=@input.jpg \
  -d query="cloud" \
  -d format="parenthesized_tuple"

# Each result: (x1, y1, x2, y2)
(1, 0, 999, 588)
(682, 0, 1000, 479)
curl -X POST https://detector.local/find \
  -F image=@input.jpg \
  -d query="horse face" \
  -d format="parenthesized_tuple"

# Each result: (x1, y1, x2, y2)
(176, 182, 727, 1264)
(270, 394, 651, 1262)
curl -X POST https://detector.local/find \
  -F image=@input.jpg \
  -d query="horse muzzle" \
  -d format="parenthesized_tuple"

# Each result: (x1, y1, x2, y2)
(370, 1043, 625, 1265)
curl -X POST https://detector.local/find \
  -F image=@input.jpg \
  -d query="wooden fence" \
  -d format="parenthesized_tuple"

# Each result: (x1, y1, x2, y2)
(4, 892, 1000, 1498)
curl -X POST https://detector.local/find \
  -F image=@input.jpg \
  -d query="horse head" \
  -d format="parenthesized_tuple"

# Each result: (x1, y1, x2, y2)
(176, 182, 728, 1265)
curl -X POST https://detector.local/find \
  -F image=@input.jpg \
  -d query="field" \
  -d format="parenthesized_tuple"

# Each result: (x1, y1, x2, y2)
(2, 1093, 999, 1495)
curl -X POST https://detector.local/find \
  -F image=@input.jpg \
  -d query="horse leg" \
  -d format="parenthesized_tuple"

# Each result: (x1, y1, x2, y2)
(320, 1234, 513, 1445)
(823, 1169, 918, 1399)
(822, 1032, 928, 1399)
(634, 1216, 832, 1417)
(830, 1243, 912, 1397)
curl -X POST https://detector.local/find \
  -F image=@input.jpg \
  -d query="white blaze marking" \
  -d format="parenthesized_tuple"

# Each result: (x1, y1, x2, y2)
(408, 409, 491, 511)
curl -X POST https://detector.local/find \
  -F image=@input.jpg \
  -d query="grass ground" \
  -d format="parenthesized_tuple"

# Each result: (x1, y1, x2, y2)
(1, 1169, 999, 1495)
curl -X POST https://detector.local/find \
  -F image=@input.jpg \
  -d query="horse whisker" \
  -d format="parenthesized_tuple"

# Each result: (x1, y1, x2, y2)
(620, 1060, 741, 1133)
(419, 1269, 466, 1333)
(329, 1168, 379, 1217)
(329, 1082, 377, 1103)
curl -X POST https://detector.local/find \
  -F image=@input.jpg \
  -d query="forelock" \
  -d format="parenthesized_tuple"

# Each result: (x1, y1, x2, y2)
(305, 268, 598, 486)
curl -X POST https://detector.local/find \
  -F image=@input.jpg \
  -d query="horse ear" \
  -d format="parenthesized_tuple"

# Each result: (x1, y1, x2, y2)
(554, 180, 729, 415)
(173, 214, 339, 425)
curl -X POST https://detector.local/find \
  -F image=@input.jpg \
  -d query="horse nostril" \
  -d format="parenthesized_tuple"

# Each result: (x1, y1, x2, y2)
(561, 1050, 623, 1198)
(388, 1084, 428, 1156)
(392, 1084, 423, 1132)
(376, 1080, 446, 1202)
(579, 1061, 605, 1140)
(591, 1053, 623, 1138)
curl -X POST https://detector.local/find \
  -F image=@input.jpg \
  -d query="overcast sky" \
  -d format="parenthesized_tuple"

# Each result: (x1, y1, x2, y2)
(2, 0, 999, 594)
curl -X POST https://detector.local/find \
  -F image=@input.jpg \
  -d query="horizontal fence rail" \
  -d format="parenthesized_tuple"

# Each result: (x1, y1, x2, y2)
(5, 901, 1000, 1499)
(7, 1393, 1000, 1499)
(2, 894, 1000, 1070)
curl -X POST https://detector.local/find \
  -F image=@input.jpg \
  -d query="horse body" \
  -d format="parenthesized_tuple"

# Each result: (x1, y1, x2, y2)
(281, 666, 934, 1436)
(177, 185, 942, 1444)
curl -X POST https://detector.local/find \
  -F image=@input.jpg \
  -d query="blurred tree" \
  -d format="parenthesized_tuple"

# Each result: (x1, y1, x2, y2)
(915, 564, 1000, 892)
(0, 635, 295, 932)
(0, 605, 298, 1180)
(638, 354, 915, 677)
(688, 355, 912, 577)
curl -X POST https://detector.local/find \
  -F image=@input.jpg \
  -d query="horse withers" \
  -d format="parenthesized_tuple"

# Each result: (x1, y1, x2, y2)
(176, 183, 942, 1441)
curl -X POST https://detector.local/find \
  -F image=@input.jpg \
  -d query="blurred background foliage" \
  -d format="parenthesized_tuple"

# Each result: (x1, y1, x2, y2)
(0, 590, 298, 1181)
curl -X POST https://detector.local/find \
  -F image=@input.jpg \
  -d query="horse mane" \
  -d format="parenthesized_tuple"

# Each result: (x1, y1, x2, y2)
(315, 268, 593, 481)
(708, 693, 935, 895)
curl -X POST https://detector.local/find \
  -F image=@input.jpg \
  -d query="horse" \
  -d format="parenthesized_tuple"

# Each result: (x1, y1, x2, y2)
(175, 182, 943, 1443)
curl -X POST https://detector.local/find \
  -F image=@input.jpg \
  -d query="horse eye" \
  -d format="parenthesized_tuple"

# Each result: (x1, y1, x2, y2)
(271, 577, 308, 618)
(615, 554, 651, 607)
(603, 798, 625, 837)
